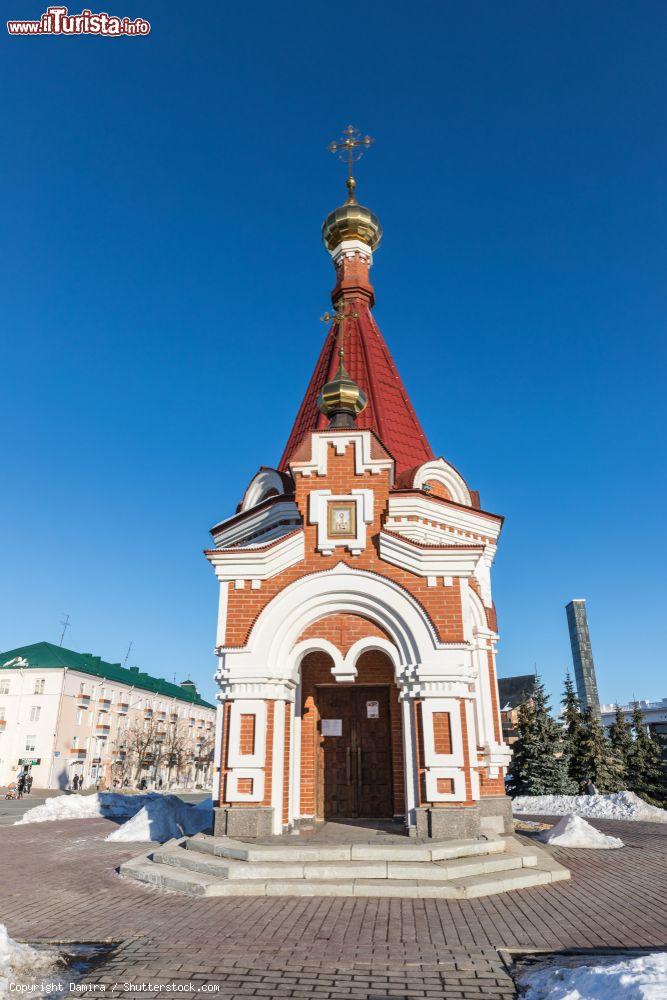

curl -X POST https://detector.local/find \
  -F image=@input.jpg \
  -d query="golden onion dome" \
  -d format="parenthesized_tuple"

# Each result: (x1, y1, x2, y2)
(322, 177, 382, 253)
(317, 362, 367, 427)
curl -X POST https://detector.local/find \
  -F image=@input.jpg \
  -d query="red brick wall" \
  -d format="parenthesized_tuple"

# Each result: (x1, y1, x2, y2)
(298, 613, 390, 655)
(238, 714, 256, 755)
(424, 480, 451, 501)
(432, 711, 453, 755)
(223, 443, 465, 648)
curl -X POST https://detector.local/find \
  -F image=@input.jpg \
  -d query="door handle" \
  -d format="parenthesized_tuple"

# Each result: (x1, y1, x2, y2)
(357, 746, 362, 792)
(346, 746, 351, 784)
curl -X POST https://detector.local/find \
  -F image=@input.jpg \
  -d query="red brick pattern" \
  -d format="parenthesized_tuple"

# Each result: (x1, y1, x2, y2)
(432, 711, 453, 755)
(436, 777, 454, 794)
(224, 444, 465, 648)
(236, 777, 253, 795)
(238, 714, 256, 755)
(424, 479, 452, 501)
(298, 612, 389, 655)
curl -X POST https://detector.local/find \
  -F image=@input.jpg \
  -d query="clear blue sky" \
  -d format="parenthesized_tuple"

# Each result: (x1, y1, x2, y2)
(2, 1, 665, 707)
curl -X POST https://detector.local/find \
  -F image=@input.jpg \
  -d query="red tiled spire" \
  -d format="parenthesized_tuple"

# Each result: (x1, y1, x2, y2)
(279, 243, 434, 474)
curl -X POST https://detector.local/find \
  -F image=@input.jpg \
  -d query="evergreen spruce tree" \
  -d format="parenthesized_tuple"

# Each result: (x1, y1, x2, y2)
(627, 704, 666, 805)
(507, 679, 575, 796)
(573, 707, 623, 792)
(506, 698, 534, 796)
(607, 704, 632, 788)
(561, 673, 584, 785)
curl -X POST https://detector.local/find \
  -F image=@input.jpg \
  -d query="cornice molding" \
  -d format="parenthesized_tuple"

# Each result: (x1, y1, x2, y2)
(379, 529, 484, 577)
(289, 429, 394, 483)
(210, 498, 301, 549)
(206, 530, 305, 581)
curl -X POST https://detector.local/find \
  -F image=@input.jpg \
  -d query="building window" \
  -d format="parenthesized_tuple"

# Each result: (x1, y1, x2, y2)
(34, 678, 45, 695)
(76, 710, 83, 725)
(29, 706, 41, 723)
(79, 682, 86, 695)
(0, 680, 10, 695)
(25, 735, 36, 752)
(72, 735, 78, 749)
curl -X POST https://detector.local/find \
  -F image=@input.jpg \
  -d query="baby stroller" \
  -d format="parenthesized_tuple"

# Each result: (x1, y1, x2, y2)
(4, 782, 18, 799)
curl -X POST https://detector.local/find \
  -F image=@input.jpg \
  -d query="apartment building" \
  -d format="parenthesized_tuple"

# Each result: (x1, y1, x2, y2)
(0, 641, 216, 790)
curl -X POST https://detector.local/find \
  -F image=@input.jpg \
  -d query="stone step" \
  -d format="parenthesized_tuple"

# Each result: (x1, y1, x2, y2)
(121, 853, 569, 899)
(186, 832, 506, 865)
(152, 844, 537, 882)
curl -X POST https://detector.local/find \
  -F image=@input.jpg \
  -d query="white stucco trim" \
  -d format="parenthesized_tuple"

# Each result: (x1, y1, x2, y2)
(208, 531, 305, 581)
(215, 582, 229, 647)
(289, 430, 394, 482)
(226, 768, 265, 803)
(308, 489, 374, 556)
(420, 698, 465, 768)
(270, 700, 286, 834)
(227, 700, 267, 768)
(210, 498, 301, 549)
(424, 767, 468, 802)
(212, 704, 225, 804)
(412, 458, 473, 507)
(385, 495, 502, 544)
(240, 468, 287, 512)
(379, 531, 484, 577)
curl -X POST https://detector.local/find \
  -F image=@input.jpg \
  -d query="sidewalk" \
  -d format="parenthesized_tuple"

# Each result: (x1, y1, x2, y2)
(1, 814, 664, 998)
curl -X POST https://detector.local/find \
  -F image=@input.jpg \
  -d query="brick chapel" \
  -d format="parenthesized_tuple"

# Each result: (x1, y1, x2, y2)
(206, 133, 512, 840)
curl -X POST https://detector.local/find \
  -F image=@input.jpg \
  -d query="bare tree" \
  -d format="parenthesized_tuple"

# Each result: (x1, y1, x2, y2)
(193, 732, 215, 786)
(121, 716, 164, 784)
(162, 721, 190, 788)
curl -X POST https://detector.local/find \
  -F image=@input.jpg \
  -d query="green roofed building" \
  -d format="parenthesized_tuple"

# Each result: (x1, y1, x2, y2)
(0, 642, 217, 790)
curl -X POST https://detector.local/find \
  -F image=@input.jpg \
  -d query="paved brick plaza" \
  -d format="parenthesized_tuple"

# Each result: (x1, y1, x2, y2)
(1, 816, 665, 999)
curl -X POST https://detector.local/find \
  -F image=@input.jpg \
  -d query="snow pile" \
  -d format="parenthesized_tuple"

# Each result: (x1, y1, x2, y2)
(0, 924, 61, 997)
(512, 791, 667, 823)
(16, 792, 159, 826)
(106, 796, 213, 843)
(539, 814, 624, 849)
(517, 951, 667, 999)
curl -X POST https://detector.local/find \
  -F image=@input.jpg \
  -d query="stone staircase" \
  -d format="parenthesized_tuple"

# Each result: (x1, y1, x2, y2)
(120, 832, 570, 899)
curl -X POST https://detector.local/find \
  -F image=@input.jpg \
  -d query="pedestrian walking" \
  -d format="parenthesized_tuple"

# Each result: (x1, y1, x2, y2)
(25, 773, 33, 793)
(72, 774, 79, 791)
(16, 773, 25, 799)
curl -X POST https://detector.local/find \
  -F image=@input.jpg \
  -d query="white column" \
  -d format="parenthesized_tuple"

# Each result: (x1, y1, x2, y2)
(401, 695, 419, 829)
(291, 680, 302, 821)
(271, 700, 286, 834)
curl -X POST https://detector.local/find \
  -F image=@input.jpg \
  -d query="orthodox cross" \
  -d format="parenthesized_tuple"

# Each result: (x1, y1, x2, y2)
(327, 125, 375, 182)
(321, 305, 358, 368)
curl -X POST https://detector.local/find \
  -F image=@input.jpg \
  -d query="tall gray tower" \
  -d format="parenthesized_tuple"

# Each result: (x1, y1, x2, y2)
(565, 599, 601, 717)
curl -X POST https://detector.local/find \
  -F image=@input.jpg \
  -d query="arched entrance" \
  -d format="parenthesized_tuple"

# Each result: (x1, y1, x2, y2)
(299, 649, 405, 821)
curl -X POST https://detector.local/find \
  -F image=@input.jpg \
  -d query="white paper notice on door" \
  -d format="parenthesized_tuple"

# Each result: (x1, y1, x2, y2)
(366, 700, 379, 719)
(322, 719, 342, 736)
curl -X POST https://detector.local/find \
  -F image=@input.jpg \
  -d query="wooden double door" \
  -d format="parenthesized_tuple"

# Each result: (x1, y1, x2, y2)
(318, 685, 394, 819)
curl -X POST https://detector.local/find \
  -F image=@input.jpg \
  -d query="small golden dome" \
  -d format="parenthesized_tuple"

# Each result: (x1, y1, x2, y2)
(317, 362, 367, 427)
(322, 177, 383, 253)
